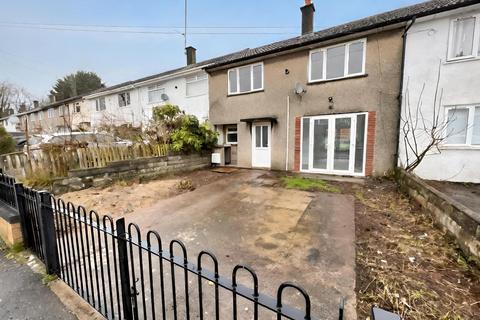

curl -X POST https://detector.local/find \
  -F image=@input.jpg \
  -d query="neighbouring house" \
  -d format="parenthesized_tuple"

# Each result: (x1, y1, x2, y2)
(84, 47, 215, 129)
(398, 1, 480, 183)
(207, 0, 478, 177)
(0, 114, 20, 132)
(17, 96, 88, 134)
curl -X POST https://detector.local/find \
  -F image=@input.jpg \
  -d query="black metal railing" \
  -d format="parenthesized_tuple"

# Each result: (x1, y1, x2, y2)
(48, 194, 341, 320)
(0, 169, 346, 320)
(0, 169, 17, 209)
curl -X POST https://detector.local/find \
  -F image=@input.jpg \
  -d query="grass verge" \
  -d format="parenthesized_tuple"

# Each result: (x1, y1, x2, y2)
(281, 176, 341, 193)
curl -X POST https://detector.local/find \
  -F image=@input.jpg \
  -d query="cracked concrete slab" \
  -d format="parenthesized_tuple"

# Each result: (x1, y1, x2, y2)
(129, 169, 356, 319)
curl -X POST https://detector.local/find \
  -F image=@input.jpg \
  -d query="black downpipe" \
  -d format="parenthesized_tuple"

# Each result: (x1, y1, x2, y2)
(395, 17, 416, 166)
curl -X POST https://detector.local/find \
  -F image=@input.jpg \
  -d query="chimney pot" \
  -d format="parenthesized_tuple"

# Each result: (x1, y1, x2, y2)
(301, 1, 315, 35)
(186, 46, 197, 65)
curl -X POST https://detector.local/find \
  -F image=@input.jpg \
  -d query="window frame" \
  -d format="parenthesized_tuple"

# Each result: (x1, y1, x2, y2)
(186, 73, 208, 98)
(447, 14, 480, 62)
(227, 62, 264, 95)
(47, 108, 55, 119)
(74, 103, 81, 113)
(147, 84, 165, 104)
(444, 104, 480, 148)
(308, 38, 367, 83)
(95, 97, 106, 111)
(118, 92, 131, 108)
(225, 125, 238, 145)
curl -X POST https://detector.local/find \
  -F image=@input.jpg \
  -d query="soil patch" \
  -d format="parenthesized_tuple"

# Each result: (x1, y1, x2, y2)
(347, 178, 480, 319)
(60, 169, 227, 218)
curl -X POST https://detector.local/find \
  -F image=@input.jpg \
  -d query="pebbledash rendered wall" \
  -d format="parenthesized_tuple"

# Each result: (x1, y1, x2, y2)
(52, 154, 210, 194)
(208, 28, 403, 176)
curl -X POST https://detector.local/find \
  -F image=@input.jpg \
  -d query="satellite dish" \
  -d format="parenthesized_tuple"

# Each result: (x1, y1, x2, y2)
(161, 93, 169, 101)
(8, 115, 20, 124)
(294, 83, 306, 95)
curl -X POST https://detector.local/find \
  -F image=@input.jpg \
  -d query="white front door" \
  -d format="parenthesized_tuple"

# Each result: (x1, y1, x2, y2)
(301, 112, 367, 176)
(251, 122, 271, 168)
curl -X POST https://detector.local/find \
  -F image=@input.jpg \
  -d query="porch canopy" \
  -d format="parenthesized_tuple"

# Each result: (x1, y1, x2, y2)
(240, 116, 277, 129)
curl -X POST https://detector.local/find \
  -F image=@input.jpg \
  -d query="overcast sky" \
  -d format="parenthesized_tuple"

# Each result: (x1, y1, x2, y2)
(0, 0, 423, 99)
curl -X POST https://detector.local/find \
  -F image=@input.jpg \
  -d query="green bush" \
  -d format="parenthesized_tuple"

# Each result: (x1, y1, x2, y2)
(148, 104, 218, 153)
(171, 115, 218, 153)
(0, 127, 16, 154)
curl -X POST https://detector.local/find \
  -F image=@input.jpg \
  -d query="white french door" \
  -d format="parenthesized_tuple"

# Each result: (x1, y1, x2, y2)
(301, 112, 368, 176)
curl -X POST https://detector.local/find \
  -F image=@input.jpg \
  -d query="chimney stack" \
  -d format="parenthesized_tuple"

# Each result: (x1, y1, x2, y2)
(301, 0, 315, 36)
(186, 46, 197, 65)
(33, 100, 39, 109)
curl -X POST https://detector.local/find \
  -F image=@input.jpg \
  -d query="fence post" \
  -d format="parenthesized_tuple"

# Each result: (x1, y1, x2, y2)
(37, 191, 60, 275)
(116, 218, 134, 320)
(13, 183, 29, 247)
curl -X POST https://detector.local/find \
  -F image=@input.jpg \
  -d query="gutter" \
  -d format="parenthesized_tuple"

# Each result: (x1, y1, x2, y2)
(84, 65, 208, 99)
(394, 16, 416, 165)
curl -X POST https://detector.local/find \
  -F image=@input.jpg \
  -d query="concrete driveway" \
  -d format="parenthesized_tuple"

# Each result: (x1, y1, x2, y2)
(128, 169, 356, 319)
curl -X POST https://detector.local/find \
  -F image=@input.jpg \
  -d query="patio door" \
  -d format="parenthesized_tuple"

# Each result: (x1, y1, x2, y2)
(252, 122, 271, 168)
(302, 113, 367, 176)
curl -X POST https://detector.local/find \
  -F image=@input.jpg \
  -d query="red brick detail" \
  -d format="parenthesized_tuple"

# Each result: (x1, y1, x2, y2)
(365, 111, 376, 176)
(293, 116, 301, 171)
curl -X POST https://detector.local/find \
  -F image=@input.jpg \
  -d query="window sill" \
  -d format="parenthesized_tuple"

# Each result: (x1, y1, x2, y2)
(186, 93, 207, 98)
(227, 89, 264, 97)
(308, 73, 368, 85)
(440, 145, 480, 150)
(444, 56, 480, 65)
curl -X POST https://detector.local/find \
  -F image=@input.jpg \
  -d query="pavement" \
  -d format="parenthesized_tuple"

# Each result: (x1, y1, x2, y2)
(128, 169, 356, 319)
(427, 180, 480, 212)
(0, 250, 76, 320)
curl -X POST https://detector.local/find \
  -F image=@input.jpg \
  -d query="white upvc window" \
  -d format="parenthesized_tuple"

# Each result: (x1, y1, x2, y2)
(37, 111, 42, 121)
(118, 92, 131, 107)
(225, 125, 238, 145)
(95, 97, 106, 111)
(448, 14, 480, 61)
(186, 73, 208, 97)
(228, 62, 263, 95)
(147, 84, 165, 104)
(30, 113, 36, 122)
(74, 103, 81, 113)
(309, 38, 366, 82)
(444, 105, 480, 146)
(47, 108, 55, 118)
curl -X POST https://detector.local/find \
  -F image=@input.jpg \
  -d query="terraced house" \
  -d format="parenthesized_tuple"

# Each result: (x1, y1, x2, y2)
(207, 0, 477, 177)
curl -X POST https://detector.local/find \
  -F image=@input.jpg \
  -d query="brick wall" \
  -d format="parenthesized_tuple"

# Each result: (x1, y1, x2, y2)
(365, 111, 376, 176)
(293, 117, 301, 171)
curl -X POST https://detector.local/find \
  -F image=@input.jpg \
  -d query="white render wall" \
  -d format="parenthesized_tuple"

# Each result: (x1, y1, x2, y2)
(87, 70, 209, 128)
(399, 5, 480, 183)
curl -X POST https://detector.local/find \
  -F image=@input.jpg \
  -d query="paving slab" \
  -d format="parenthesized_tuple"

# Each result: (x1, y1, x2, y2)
(0, 251, 76, 320)
(129, 170, 356, 319)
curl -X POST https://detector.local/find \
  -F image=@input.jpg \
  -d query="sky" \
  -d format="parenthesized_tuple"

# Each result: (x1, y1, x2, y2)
(0, 0, 423, 99)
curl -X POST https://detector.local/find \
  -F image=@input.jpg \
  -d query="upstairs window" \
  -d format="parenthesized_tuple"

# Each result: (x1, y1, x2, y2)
(74, 103, 81, 113)
(309, 39, 366, 82)
(30, 113, 36, 122)
(448, 16, 480, 60)
(118, 92, 131, 107)
(228, 63, 263, 95)
(37, 111, 42, 121)
(147, 84, 165, 104)
(95, 97, 106, 111)
(445, 105, 480, 146)
(47, 108, 55, 118)
(186, 73, 208, 97)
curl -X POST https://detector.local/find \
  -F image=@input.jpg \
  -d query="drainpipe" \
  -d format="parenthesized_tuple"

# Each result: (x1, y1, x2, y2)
(395, 17, 416, 167)
(285, 96, 290, 171)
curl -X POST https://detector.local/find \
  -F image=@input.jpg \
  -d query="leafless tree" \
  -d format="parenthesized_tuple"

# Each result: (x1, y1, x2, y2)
(400, 61, 455, 172)
(0, 81, 34, 116)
